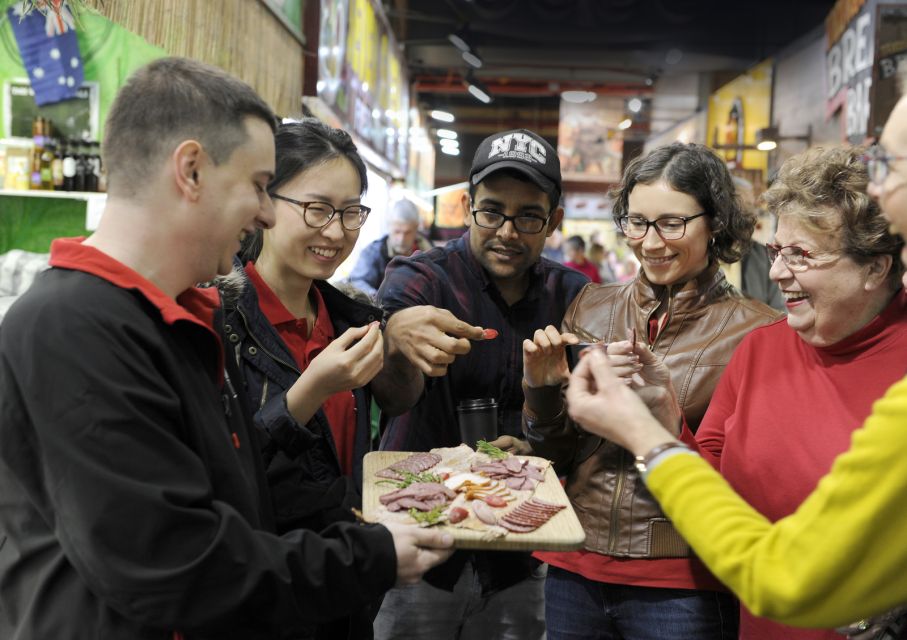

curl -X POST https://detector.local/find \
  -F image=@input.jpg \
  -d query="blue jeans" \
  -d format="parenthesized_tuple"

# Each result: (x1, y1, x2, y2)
(373, 559, 546, 640)
(545, 565, 739, 640)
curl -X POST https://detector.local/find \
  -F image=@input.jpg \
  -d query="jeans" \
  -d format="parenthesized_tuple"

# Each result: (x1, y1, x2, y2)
(545, 565, 739, 640)
(373, 559, 546, 640)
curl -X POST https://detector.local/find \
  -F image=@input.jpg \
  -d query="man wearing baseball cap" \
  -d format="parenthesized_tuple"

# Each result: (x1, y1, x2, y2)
(371, 129, 589, 638)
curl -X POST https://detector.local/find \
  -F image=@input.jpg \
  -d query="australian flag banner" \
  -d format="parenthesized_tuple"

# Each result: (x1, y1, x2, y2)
(7, 1, 84, 106)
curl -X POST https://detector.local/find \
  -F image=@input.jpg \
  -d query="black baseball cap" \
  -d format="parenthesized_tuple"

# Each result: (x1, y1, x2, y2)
(469, 128, 561, 200)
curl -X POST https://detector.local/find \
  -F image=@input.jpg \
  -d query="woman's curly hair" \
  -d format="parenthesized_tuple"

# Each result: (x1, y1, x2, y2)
(762, 146, 904, 290)
(610, 143, 754, 263)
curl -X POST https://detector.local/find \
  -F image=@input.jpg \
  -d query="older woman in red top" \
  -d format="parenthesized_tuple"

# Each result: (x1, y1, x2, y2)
(680, 146, 907, 640)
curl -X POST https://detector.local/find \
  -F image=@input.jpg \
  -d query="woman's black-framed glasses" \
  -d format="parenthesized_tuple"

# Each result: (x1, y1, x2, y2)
(862, 145, 907, 185)
(471, 209, 550, 234)
(616, 212, 707, 240)
(271, 194, 371, 230)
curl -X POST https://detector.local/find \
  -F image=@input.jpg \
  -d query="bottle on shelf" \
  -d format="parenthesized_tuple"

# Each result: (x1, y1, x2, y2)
(74, 139, 89, 192)
(51, 138, 64, 190)
(85, 141, 100, 192)
(62, 139, 77, 191)
(30, 116, 45, 190)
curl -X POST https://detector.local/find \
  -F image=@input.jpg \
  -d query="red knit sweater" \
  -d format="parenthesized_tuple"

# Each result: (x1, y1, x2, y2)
(683, 289, 907, 640)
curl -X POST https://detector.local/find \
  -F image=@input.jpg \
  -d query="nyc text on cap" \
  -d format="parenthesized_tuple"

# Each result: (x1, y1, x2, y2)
(470, 129, 561, 196)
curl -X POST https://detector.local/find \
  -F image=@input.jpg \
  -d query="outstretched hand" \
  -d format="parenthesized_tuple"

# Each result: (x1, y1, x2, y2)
(522, 325, 579, 388)
(566, 349, 676, 457)
(384, 306, 487, 377)
(384, 521, 455, 586)
(606, 335, 681, 435)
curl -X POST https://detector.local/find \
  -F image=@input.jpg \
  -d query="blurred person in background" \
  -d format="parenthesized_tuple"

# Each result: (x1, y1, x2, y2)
(588, 242, 618, 283)
(349, 198, 432, 297)
(563, 234, 602, 283)
(542, 226, 565, 262)
(522, 142, 780, 640)
(732, 176, 785, 310)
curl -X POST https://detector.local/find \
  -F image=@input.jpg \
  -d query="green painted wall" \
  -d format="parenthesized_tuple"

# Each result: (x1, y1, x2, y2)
(0, 196, 87, 252)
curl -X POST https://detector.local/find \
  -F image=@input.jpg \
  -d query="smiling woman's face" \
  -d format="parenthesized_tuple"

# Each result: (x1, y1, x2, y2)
(626, 180, 711, 286)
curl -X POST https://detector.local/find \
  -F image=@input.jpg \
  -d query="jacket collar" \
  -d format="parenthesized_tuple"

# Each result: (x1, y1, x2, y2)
(632, 261, 733, 315)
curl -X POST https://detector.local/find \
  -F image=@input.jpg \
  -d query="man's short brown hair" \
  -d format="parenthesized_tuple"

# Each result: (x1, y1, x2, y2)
(102, 57, 277, 197)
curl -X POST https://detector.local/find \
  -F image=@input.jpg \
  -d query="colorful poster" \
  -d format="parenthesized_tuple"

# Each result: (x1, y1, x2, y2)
(558, 97, 624, 183)
(706, 59, 773, 173)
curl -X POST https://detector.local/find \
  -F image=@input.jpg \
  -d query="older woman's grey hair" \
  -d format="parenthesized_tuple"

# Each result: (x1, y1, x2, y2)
(761, 146, 905, 290)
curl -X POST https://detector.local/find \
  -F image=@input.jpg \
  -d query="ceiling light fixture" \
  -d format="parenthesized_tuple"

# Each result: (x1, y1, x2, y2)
(465, 74, 492, 104)
(447, 31, 471, 53)
(627, 97, 643, 113)
(436, 128, 458, 140)
(430, 109, 455, 123)
(441, 145, 460, 156)
(462, 50, 483, 69)
(561, 90, 596, 104)
(755, 125, 812, 152)
(618, 118, 632, 130)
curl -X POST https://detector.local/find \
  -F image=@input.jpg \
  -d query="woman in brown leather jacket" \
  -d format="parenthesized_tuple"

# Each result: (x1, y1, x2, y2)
(522, 143, 781, 640)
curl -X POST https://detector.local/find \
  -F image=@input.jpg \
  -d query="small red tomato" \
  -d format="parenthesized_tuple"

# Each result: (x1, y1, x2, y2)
(482, 328, 499, 340)
(483, 495, 507, 508)
(448, 507, 468, 524)
(439, 472, 450, 480)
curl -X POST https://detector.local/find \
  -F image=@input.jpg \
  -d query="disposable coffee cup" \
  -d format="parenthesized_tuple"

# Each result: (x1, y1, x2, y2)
(456, 398, 498, 446)
(566, 342, 603, 371)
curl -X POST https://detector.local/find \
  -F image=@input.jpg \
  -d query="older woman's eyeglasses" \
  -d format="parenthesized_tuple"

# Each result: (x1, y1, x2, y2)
(271, 194, 371, 230)
(766, 243, 839, 272)
(616, 213, 707, 240)
(471, 209, 550, 234)
(863, 145, 907, 185)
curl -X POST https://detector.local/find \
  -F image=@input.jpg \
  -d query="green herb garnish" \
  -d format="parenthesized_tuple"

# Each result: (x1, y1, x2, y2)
(476, 439, 508, 460)
(376, 470, 442, 489)
(408, 505, 446, 526)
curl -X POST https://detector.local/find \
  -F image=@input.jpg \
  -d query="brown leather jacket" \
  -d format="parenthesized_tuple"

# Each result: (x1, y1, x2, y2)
(524, 262, 781, 558)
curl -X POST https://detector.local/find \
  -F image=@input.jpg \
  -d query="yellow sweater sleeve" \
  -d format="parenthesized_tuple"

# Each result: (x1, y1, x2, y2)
(646, 375, 907, 628)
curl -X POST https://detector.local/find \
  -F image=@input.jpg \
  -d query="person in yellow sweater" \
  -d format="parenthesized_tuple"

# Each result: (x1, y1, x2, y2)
(555, 93, 907, 632)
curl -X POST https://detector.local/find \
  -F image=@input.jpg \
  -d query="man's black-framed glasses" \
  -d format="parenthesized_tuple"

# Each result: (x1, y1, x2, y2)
(616, 212, 707, 240)
(471, 208, 550, 234)
(862, 145, 907, 185)
(271, 194, 371, 230)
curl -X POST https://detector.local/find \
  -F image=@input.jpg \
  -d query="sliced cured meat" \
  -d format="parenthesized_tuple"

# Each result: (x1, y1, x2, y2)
(499, 498, 566, 533)
(379, 482, 455, 512)
(376, 452, 442, 480)
(472, 500, 498, 525)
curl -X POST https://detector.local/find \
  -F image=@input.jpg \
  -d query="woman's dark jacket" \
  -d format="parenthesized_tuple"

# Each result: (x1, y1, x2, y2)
(219, 260, 383, 534)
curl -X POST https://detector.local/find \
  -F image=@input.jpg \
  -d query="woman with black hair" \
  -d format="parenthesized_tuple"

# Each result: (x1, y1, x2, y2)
(522, 143, 781, 639)
(218, 118, 384, 637)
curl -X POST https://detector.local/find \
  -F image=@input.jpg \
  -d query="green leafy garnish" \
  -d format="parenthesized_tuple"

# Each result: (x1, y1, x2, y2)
(408, 505, 446, 526)
(476, 439, 508, 460)
(376, 470, 442, 489)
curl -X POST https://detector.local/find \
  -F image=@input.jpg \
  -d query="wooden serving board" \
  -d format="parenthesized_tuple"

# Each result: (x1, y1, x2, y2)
(362, 451, 586, 551)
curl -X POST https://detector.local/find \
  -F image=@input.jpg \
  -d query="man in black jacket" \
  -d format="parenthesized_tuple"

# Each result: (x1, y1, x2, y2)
(0, 57, 452, 639)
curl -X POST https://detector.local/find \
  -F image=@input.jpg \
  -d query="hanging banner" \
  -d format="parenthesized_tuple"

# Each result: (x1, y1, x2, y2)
(7, 1, 83, 106)
(825, 0, 876, 143)
(316, 0, 409, 176)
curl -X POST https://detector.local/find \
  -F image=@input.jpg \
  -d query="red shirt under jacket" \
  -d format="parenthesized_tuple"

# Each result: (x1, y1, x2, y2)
(245, 262, 356, 476)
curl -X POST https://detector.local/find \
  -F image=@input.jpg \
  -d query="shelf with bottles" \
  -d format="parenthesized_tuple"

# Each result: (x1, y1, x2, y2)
(0, 116, 106, 195)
